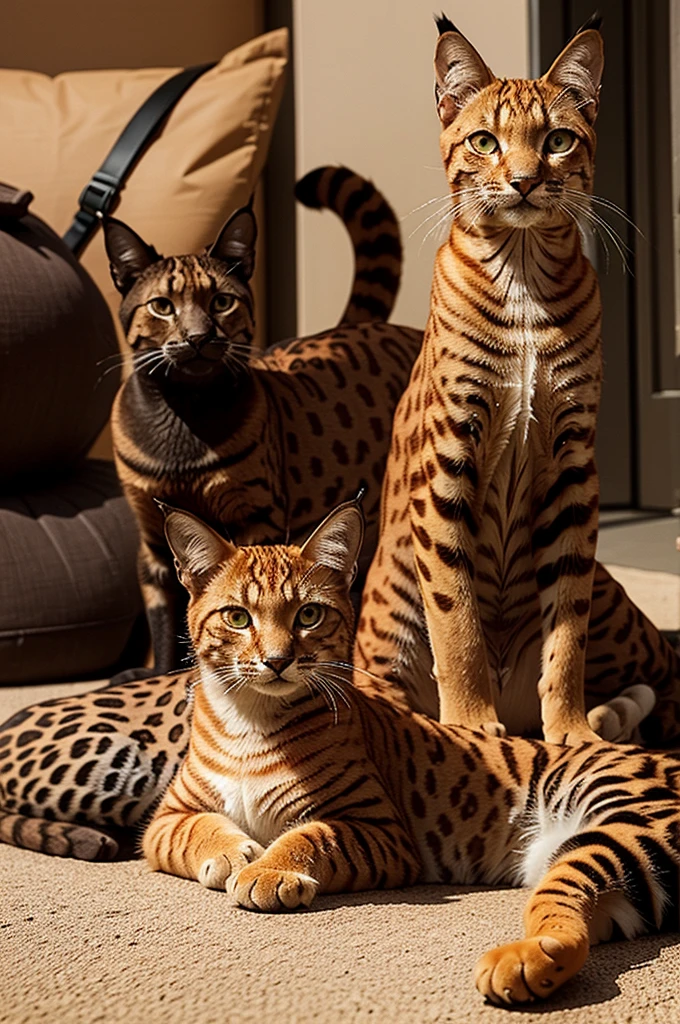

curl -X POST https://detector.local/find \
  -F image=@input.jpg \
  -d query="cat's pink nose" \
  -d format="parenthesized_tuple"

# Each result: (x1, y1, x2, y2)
(510, 177, 540, 197)
(264, 657, 294, 676)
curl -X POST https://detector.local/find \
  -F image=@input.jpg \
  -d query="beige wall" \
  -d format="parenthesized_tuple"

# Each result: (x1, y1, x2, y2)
(293, 0, 529, 336)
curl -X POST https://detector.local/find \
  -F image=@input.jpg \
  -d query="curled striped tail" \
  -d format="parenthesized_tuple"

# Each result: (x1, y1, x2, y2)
(295, 165, 402, 325)
(0, 810, 118, 861)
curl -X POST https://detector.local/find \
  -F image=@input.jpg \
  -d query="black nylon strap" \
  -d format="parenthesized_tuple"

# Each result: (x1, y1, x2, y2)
(63, 61, 216, 257)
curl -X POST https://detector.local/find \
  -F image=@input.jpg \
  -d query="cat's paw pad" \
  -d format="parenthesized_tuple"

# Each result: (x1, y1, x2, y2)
(481, 721, 506, 738)
(474, 936, 586, 1005)
(227, 864, 319, 912)
(198, 839, 264, 890)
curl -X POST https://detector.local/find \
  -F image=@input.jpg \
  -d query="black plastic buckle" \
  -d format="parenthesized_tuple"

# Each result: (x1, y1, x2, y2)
(77, 171, 120, 218)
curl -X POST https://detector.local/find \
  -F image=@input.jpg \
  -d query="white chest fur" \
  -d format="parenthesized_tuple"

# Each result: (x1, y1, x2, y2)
(205, 766, 295, 848)
(200, 669, 310, 848)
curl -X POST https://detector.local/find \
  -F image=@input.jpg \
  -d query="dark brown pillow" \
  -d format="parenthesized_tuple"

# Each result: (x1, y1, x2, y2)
(0, 197, 119, 485)
(0, 460, 142, 684)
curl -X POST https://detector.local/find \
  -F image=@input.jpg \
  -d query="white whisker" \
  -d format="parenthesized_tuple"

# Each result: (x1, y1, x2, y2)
(401, 192, 453, 220)
(407, 198, 455, 240)
(315, 659, 389, 687)
(308, 672, 339, 724)
(562, 188, 643, 237)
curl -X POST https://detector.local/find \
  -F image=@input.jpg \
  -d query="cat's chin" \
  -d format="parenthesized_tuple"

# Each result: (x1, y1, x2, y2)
(489, 202, 569, 231)
(489, 204, 554, 229)
(248, 679, 306, 700)
(168, 357, 228, 385)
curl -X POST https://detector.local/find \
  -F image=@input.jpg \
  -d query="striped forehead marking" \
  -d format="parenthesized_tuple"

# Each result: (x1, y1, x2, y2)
(138, 256, 221, 299)
(240, 551, 299, 608)
(166, 256, 218, 296)
(491, 80, 548, 130)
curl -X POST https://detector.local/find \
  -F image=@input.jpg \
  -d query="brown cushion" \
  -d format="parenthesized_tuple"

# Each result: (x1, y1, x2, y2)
(0, 201, 119, 482)
(0, 30, 288, 333)
(0, 460, 142, 684)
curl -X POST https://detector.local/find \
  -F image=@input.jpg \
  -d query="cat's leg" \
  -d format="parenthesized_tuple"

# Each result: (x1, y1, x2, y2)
(110, 543, 183, 684)
(228, 815, 421, 912)
(410, 484, 501, 734)
(354, 508, 438, 717)
(143, 808, 263, 888)
(137, 540, 185, 673)
(353, 351, 441, 718)
(585, 563, 680, 746)
(475, 822, 665, 1004)
(120, 485, 185, 674)
(531, 466, 600, 745)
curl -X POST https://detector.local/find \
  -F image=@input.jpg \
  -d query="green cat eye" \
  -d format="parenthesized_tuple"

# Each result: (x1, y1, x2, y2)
(545, 129, 575, 154)
(468, 132, 499, 155)
(211, 293, 236, 314)
(147, 297, 175, 317)
(223, 607, 252, 629)
(295, 603, 325, 629)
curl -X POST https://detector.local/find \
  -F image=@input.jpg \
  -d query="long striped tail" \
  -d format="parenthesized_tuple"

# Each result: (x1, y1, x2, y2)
(0, 810, 118, 861)
(294, 165, 402, 325)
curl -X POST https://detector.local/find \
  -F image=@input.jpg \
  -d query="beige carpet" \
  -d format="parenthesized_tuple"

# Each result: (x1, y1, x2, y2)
(2, 564, 680, 1024)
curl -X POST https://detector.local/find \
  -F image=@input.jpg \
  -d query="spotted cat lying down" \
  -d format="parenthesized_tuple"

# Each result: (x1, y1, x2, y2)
(137, 501, 680, 1006)
(1, 501, 678, 1004)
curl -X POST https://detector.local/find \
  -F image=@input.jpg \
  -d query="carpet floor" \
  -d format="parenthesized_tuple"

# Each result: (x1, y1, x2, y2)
(2, 563, 680, 1024)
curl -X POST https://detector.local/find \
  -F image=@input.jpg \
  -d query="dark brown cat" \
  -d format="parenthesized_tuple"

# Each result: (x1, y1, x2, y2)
(105, 166, 422, 673)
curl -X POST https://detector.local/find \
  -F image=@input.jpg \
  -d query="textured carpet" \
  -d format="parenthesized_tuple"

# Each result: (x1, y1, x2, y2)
(2, 564, 680, 1024)
(3, 848, 680, 1024)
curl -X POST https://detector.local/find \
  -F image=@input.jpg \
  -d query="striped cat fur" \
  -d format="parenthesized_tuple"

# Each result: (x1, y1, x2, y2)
(3, 504, 680, 1005)
(354, 16, 680, 746)
(137, 501, 680, 1006)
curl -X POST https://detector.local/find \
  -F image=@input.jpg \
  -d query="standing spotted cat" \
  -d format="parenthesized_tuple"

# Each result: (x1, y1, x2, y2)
(354, 16, 680, 746)
(2, 503, 679, 1005)
(106, 165, 422, 673)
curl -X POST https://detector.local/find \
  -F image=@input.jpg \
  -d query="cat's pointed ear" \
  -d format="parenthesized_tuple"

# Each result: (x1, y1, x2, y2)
(300, 500, 365, 580)
(104, 217, 161, 294)
(434, 17, 495, 127)
(542, 23, 604, 123)
(208, 205, 257, 281)
(160, 502, 235, 595)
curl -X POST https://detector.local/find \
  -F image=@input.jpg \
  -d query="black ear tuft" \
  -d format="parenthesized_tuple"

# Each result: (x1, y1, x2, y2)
(435, 12, 458, 35)
(208, 206, 257, 282)
(104, 217, 160, 294)
(434, 22, 494, 126)
(543, 15, 604, 120)
(574, 11, 602, 37)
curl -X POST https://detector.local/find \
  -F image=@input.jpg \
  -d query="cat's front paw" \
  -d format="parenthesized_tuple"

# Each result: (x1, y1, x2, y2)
(227, 864, 319, 912)
(587, 684, 656, 742)
(481, 720, 506, 738)
(544, 724, 600, 746)
(474, 935, 587, 1005)
(198, 838, 264, 890)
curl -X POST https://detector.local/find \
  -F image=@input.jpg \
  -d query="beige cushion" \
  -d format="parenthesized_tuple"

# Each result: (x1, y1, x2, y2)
(0, 29, 287, 331)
